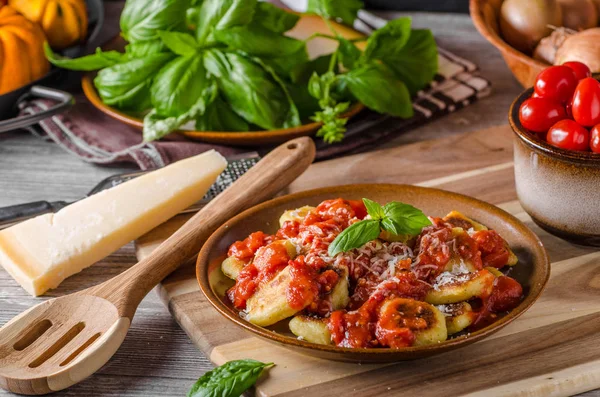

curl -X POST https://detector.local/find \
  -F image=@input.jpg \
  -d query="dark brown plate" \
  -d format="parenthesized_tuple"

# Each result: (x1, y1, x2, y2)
(196, 184, 550, 362)
(81, 14, 365, 146)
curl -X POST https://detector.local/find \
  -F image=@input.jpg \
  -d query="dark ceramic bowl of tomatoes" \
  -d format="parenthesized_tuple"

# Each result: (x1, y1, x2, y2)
(510, 64, 600, 246)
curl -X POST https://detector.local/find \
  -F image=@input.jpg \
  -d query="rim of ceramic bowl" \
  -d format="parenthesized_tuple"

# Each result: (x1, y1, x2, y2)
(196, 184, 551, 359)
(469, 0, 548, 71)
(509, 86, 600, 166)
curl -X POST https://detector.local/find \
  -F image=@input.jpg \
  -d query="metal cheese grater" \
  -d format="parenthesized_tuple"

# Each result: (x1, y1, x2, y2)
(0, 152, 262, 230)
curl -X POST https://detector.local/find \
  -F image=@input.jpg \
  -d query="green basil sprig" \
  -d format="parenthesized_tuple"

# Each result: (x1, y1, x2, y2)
(187, 359, 273, 397)
(328, 198, 431, 256)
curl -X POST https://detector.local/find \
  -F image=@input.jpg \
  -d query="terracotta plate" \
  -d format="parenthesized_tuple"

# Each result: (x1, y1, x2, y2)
(196, 184, 550, 362)
(82, 14, 365, 146)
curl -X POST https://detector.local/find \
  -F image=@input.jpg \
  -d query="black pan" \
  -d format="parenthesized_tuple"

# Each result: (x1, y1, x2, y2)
(0, 0, 104, 133)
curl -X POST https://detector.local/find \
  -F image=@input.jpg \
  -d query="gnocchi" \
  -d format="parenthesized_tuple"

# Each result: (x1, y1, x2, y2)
(222, 199, 524, 349)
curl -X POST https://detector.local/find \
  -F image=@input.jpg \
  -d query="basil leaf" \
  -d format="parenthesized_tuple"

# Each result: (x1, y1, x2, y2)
(291, 54, 333, 84)
(94, 53, 174, 111)
(362, 17, 411, 62)
(362, 198, 384, 220)
(121, 0, 190, 42)
(286, 82, 320, 120)
(375, 29, 438, 96)
(264, 45, 310, 79)
(157, 31, 198, 56)
(44, 43, 127, 71)
(204, 50, 300, 130)
(195, 95, 250, 132)
(126, 39, 168, 57)
(337, 37, 361, 70)
(328, 219, 381, 256)
(381, 202, 431, 235)
(194, 0, 257, 44)
(253, 2, 300, 33)
(307, 0, 364, 25)
(187, 359, 272, 397)
(144, 80, 217, 141)
(213, 24, 307, 59)
(342, 63, 413, 118)
(151, 54, 206, 117)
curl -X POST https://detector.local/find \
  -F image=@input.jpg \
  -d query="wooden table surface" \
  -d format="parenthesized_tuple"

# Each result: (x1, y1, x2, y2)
(0, 4, 596, 397)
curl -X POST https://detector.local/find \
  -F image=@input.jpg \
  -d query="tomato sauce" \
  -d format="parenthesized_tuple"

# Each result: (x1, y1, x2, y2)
(228, 231, 273, 261)
(471, 275, 523, 330)
(472, 230, 511, 268)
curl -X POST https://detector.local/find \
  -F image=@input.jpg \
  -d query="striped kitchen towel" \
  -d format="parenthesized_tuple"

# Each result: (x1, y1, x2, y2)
(17, 10, 491, 168)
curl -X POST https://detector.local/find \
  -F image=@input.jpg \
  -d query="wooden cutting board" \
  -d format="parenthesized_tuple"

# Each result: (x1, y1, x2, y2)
(135, 125, 600, 397)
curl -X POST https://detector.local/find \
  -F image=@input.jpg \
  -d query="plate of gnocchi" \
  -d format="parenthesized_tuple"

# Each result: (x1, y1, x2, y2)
(196, 184, 550, 362)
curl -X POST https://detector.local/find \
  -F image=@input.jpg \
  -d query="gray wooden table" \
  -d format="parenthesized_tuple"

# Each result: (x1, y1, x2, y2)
(0, 5, 596, 397)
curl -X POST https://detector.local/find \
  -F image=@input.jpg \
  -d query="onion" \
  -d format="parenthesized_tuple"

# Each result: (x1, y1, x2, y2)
(500, 0, 563, 53)
(555, 28, 600, 72)
(557, 0, 598, 30)
(533, 27, 573, 64)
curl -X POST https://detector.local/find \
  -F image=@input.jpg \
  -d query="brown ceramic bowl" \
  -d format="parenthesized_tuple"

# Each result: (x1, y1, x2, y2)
(470, 0, 548, 88)
(81, 14, 365, 146)
(196, 184, 550, 362)
(510, 89, 600, 246)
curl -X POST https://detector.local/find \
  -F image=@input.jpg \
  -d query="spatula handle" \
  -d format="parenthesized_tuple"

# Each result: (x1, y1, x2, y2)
(90, 137, 315, 317)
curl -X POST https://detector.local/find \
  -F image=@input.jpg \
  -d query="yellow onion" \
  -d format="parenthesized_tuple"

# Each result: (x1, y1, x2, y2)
(555, 28, 600, 72)
(557, 0, 598, 30)
(500, 0, 563, 53)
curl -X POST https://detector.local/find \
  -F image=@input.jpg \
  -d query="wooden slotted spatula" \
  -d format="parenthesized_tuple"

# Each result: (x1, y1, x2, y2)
(0, 137, 316, 395)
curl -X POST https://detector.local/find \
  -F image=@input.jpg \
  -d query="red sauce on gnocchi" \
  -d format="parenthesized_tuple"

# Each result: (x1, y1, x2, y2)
(224, 198, 524, 349)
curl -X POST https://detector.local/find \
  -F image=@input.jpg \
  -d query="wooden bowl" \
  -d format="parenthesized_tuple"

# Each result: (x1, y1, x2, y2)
(196, 184, 550, 362)
(470, 0, 549, 88)
(82, 14, 365, 146)
(509, 87, 600, 246)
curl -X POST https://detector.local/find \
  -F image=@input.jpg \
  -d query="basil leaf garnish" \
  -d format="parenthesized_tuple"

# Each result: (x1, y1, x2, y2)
(382, 202, 432, 235)
(362, 198, 384, 220)
(328, 199, 431, 255)
(187, 359, 273, 397)
(328, 219, 381, 257)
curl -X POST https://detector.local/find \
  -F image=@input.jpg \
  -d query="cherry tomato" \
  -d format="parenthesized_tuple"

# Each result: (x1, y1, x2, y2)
(572, 77, 600, 127)
(534, 65, 578, 104)
(591, 125, 600, 153)
(518, 98, 567, 133)
(547, 120, 590, 151)
(563, 61, 592, 81)
(566, 101, 573, 118)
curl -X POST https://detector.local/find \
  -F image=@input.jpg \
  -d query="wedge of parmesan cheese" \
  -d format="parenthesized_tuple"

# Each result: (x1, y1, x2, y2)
(0, 150, 227, 296)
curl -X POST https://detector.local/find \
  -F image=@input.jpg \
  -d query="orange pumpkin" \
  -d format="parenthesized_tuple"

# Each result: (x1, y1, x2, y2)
(0, 6, 49, 95)
(9, 0, 87, 49)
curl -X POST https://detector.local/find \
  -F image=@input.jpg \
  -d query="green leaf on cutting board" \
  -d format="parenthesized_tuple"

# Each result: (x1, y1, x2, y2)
(307, 0, 364, 25)
(157, 31, 199, 56)
(120, 0, 190, 42)
(187, 359, 273, 397)
(203, 49, 300, 130)
(195, 95, 250, 132)
(44, 43, 127, 71)
(94, 52, 174, 112)
(150, 53, 207, 117)
(144, 80, 218, 141)
(342, 62, 413, 118)
(194, 0, 257, 44)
